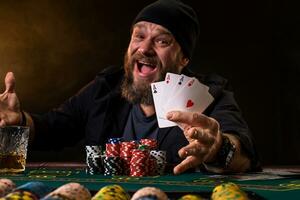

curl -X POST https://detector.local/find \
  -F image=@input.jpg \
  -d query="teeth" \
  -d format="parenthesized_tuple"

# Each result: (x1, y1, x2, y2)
(139, 61, 155, 66)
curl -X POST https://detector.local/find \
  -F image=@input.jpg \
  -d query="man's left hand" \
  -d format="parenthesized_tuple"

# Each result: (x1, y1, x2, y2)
(166, 111, 223, 174)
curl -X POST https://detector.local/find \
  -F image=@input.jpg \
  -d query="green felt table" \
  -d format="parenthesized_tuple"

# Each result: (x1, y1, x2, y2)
(1, 163, 300, 200)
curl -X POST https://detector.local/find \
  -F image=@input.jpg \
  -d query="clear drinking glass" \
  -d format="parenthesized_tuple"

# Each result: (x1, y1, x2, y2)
(0, 126, 30, 173)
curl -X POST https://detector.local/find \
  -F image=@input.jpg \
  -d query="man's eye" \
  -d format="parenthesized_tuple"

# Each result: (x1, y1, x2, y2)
(133, 34, 144, 40)
(156, 38, 171, 46)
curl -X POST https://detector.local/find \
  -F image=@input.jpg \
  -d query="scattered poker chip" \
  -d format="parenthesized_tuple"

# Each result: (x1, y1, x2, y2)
(178, 194, 203, 200)
(4, 190, 37, 200)
(0, 179, 16, 197)
(211, 182, 249, 200)
(131, 187, 168, 200)
(41, 182, 91, 200)
(5, 181, 51, 199)
(92, 184, 130, 200)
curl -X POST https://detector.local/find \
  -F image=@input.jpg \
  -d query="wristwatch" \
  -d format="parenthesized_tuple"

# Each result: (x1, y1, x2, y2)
(217, 135, 236, 169)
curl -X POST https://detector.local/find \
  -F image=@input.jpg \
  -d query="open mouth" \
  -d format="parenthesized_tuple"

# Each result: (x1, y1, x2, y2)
(136, 60, 158, 76)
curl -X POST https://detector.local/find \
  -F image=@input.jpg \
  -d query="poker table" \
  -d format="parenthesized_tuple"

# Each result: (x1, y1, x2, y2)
(1, 162, 299, 200)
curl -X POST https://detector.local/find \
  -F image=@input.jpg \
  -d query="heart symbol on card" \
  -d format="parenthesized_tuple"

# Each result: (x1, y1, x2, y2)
(186, 99, 194, 108)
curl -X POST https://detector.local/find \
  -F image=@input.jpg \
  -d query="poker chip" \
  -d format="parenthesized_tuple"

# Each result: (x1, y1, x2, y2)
(131, 187, 168, 200)
(4, 181, 51, 199)
(92, 184, 130, 200)
(105, 138, 123, 157)
(211, 182, 249, 200)
(108, 138, 123, 144)
(120, 141, 137, 158)
(3, 190, 37, 200)
(103, 156, 123, 176)
(140, 139, 157, 150)
(130, 149, 150, 177)
(0, 179, 16, 197)
(98, 138, 163, 177)
(86, 145, 103, 175)
(41, 182, 91, 200)
(178, 194, 203, 200)
(137, 144, 150, 151)
(150, 150, 166, 175)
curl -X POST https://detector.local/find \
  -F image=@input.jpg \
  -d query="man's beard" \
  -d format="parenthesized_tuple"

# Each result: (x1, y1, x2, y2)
(121, 52, 181, 106)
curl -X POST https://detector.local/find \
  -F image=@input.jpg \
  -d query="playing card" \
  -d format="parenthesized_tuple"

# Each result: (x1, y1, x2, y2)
(151, 82, 177, 128)
(163, 78, 214, 114)
(160, 73, 192, 119)
(158, 73, 181, 115)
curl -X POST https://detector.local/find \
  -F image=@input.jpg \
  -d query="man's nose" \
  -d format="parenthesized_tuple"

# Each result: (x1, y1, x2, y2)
(137, 39, 155, 56)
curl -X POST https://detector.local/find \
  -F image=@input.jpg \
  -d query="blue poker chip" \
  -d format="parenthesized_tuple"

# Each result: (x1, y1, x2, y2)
(108, 137, 123, 144)
(15, 181, 51, 199)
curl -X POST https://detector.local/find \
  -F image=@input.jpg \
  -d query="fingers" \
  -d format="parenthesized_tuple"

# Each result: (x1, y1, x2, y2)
(0, 113, 7, 127)
(178, 141, 208, 159)
(173, 156, 201, 175)
(0, 119, 6, 127)
(184, 127, 214, 145)
(5, 72, 16, 93)
(174, 141, 211, 174)
(167, 111, 217, 130)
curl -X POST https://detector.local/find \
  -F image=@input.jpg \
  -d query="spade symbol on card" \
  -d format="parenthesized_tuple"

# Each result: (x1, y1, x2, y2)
(186, 99, 194, 108)
(153, 85, 157, 93)
(179, 77, 184, 85)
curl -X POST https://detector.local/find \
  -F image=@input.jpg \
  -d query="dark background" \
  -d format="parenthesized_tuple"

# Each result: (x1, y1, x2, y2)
(0, 0, 299, 165)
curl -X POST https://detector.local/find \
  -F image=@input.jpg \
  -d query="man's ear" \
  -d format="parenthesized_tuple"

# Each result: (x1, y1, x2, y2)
(181, 57, 189, 67)
(179, 56, 190, 71)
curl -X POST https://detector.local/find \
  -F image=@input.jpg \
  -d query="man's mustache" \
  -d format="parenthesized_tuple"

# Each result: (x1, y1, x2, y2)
(130, 53, 160, 66)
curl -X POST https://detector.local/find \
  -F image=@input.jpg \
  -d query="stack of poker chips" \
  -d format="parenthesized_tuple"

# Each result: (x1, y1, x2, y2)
(85, 145, 103, 175)
(104, 138, 123, 176)
(41, 182, 91, 200)
(120, 141, 138, 175)
(1, 181, 51, 200)
(211, 182, 249, 200)
(86, 138, 167, 177)
(149, 150, 167, 175)
(128, 139, 166, 177)
(131, 187, 168, 200)
(0, 179, 16, 197)
(91, 184, 130, 200)
(130, 148, 150, 177)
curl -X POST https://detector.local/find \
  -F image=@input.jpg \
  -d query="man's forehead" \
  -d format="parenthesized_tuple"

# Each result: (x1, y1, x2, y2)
(133, 21, 172, 35)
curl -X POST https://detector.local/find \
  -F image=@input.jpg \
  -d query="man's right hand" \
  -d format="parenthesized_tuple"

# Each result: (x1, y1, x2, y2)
(0, 72, 22, 127)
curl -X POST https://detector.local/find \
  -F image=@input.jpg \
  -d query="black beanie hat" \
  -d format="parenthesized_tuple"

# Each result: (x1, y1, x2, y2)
(133, 0, 200, 59)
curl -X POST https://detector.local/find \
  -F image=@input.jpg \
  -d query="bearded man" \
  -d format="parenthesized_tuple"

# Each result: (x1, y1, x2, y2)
(0, 0, 260, 174)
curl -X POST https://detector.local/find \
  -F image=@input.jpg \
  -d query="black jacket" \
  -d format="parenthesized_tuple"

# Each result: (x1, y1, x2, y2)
(31, 66, 260, 169)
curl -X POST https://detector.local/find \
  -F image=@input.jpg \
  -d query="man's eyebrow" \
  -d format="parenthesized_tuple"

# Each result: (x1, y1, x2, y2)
(132, 24, 172, 36)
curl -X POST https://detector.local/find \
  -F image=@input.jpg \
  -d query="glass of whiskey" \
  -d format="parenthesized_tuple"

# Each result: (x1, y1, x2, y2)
(0, 126, 29, 173)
